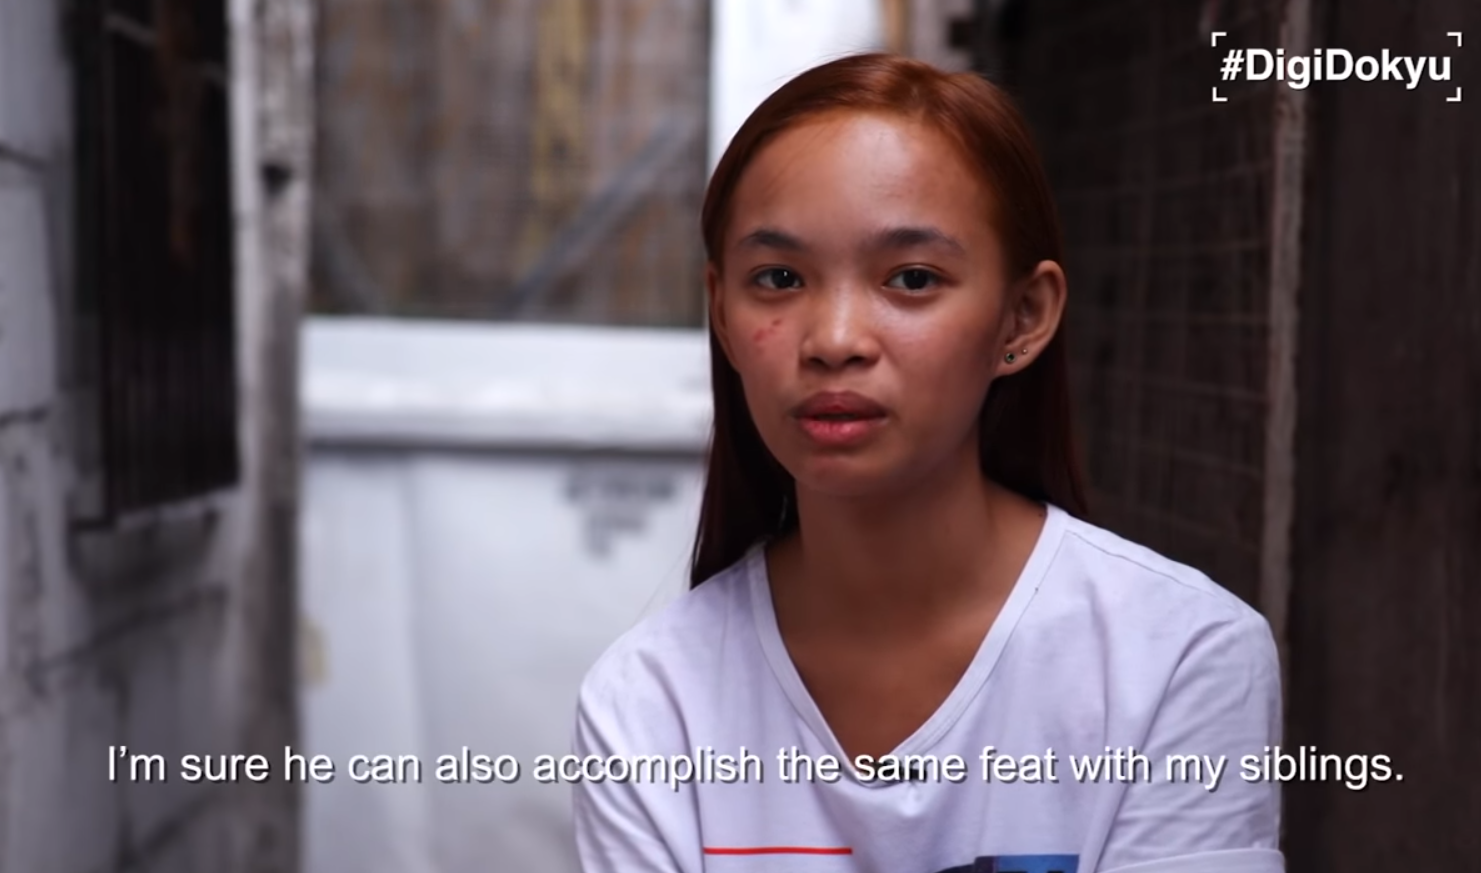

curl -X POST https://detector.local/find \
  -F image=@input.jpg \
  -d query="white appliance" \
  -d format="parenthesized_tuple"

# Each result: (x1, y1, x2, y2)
(298, 317, 711, 873)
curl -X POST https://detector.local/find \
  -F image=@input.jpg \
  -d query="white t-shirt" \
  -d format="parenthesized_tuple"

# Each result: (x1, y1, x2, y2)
(570, 504, 1284, 873)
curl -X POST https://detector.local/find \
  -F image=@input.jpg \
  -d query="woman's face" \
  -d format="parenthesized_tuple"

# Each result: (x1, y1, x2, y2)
(709, 111, 1046, 498)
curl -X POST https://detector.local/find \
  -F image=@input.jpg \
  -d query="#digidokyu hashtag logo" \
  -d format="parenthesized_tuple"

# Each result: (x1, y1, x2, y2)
(1209, 30, 1463, 103)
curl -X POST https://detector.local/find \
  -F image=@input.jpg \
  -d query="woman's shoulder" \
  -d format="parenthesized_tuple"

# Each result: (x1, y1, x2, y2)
(1037, 508, 1281, 710)
(1048, 507, 1272, 635)
(575, 545, 760, 714)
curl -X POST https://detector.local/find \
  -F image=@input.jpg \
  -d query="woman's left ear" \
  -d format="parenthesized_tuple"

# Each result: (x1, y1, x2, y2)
(1005, 260, 1067, 362)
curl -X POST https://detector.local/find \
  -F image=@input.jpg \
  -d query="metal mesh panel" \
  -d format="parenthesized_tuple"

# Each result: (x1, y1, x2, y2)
(75, 1, 240, 522)
(310, 0, 710, 326)
(1010, 0, 1283, 602)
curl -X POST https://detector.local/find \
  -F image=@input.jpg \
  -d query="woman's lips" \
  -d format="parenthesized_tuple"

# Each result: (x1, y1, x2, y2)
(791, 390, 888, 419)
(790, 390, 889, 447)
(796, 413, 886, 446)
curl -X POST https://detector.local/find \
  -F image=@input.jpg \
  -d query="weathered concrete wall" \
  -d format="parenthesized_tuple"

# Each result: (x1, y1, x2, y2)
(0, 0, 312, 870)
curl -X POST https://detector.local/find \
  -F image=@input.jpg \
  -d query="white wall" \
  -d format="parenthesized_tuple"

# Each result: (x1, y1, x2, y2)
(0, 0, 310, 870)
(705, 0, 977, 170)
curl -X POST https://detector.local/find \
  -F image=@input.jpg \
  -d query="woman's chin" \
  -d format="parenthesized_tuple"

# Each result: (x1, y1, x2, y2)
(785, 456, 915, 501)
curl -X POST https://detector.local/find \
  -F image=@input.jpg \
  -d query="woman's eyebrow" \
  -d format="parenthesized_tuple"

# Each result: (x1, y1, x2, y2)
(869, 225, 967, 255)
(735, 227, 805, 252)
(732, 225, 967, 255)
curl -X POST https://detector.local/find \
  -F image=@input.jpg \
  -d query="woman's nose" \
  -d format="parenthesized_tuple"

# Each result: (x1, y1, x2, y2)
(799, 284, 881, 369)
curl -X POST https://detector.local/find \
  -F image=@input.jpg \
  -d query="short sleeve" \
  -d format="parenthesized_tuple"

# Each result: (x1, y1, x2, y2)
(570, 676, 698, 873)
(1098, 610, 1285, 873)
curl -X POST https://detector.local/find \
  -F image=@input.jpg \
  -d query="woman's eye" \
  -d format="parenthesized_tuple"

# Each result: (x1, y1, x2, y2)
(755, 268, 804, 290)
(886, 268, 938, 292)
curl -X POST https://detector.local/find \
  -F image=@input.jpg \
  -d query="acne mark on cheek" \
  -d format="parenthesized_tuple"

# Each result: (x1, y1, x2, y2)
(751, 317, 783, 344)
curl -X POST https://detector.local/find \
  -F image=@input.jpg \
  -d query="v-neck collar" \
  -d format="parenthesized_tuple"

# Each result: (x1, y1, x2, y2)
(745, 503, 1068, 786)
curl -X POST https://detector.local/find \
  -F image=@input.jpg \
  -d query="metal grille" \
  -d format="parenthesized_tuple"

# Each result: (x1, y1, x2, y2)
(75, 0, 239, 522)
(1005, 0, 1284, 603)
(310, 0, 711, 326)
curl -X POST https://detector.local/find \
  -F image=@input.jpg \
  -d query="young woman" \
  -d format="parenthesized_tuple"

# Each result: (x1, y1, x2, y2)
(571, 54, 1283, 873)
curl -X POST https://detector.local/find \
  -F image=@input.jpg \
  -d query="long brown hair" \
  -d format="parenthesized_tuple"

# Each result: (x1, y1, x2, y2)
(689, 53, 1088, 587)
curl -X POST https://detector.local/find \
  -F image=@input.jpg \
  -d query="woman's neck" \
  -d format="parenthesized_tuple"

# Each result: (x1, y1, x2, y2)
(768, 456, 1046, 639)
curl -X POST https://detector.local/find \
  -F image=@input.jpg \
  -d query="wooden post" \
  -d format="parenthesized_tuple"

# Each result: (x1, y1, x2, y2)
(1261, 0, 1310, 739)
(882, 0, 912, 54)
(519, 0, 590, 276)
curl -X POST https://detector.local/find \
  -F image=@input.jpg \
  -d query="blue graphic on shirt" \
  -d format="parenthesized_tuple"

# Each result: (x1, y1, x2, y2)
(932, 855, 1079, 873)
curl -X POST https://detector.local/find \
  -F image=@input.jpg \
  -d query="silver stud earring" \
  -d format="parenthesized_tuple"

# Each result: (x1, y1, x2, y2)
(1004, 352, 1016, 364)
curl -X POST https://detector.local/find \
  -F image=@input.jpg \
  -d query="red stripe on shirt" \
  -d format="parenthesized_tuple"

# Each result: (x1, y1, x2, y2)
(703, 846, 853, 855)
